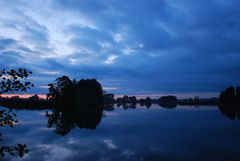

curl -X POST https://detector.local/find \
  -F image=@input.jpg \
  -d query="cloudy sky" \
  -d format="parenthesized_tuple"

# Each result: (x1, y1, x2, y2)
(0, 0, 240, 97)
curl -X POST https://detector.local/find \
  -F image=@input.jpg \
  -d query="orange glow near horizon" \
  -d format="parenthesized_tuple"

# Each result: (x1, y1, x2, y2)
(0, 94, 47, 99)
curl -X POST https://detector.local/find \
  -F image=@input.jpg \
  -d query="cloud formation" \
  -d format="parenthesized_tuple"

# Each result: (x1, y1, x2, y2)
(0, 0, 240, 96)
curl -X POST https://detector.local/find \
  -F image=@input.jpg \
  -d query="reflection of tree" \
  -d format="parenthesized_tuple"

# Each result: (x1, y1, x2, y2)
(46, 76, 104, 135)
(0, 109, 29, 157)
(46, 104, 103, 135)
(218, 105, 240, 120)
(0, 68, 33, 158)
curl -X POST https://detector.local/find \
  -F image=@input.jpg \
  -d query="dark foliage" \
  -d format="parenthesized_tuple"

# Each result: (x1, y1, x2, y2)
(0, 68, 34, 94)
(0, 109, 30, 158)
(158, 95, 177, 108)
(0, 68, 33, 158)
(0, 97, 52, 110)
(145, 97, 152, 108)
(219, 86, 240, 105)
(47, 76, 103, 106)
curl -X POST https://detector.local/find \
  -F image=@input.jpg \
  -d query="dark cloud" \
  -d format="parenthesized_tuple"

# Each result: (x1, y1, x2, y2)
(0, 51, 23, 68)
(0, 38, 17, 50)
(0, 0, 240, 96)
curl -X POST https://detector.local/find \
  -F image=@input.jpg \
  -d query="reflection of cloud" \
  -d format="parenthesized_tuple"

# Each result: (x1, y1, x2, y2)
(67, 138, 77, 145)
(139, 157, 144, 161)
(103, 139, 117, 149)
(103, 87, 119, 91)
(99, 157, 110, 161)
(19, 120, 42, 125)
(38, 127, 53, 131)
(38, 112, 47, 116)
(122, 150, 135, 158)
(104, 112, 118, 116)
(39, 86, 49, 89)
(37, 144, 73, 161)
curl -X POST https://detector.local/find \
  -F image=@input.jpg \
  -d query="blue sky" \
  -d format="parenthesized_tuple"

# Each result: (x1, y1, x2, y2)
(0, 0, 240, 97)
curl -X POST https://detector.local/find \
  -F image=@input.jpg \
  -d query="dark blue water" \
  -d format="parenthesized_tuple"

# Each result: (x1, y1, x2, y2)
(1, 105, 240, 161)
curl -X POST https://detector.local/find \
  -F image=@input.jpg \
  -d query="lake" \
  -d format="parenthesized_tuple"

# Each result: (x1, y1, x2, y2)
(1, 105, 240, 161)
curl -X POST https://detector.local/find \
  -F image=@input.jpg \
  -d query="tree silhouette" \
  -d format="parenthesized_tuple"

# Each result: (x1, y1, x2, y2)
(219, 86, 240, 105)
(158, 95, 177, 108)
(0, 68, 34, 94)
(145, 97, 152, 108)
(236, 87, 240, 104)
(0, 68, 33, 158)
(46, 76, 104, 135)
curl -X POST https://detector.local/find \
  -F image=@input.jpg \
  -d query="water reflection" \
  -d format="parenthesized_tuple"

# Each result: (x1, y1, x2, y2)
(0, 108, 29, 158)
(104, 104, 240, 122)
(218, 105, 240, 120)
(46, 104, 103, 135)
(2, 105, 240, 161)
(105, 102, 177, 111)
(45, 101, 182, 135)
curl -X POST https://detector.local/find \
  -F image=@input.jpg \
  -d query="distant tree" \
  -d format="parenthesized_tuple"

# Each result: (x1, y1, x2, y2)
(130, 96, 137, 104)
(194, 96, 200, 103)
(28, 94, 40, 101)
(219, 86, 240, 105)
(158, 95, 177, 108)
(145, 97, 152, 108)
(0, 68, 32, 157)
(11, 96, 20, 99)
(103, 94, 115, 104)
(123, 95, 128, 104)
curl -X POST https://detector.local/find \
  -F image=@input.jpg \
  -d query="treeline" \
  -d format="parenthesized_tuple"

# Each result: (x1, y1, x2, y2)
(104, 94, 178, 108)
(104, 94, 219, 107)
(0, 96, 52, 110)
(0, 93, 219, 110)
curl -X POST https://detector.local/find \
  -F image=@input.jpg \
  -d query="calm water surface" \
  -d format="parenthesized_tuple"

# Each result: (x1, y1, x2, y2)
(1, 105, 240, 161)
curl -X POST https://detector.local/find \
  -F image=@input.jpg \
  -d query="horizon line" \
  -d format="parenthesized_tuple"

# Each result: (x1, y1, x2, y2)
(0, 92, 219, 99)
